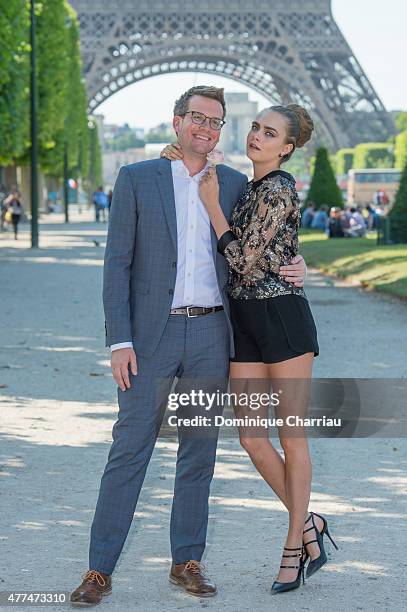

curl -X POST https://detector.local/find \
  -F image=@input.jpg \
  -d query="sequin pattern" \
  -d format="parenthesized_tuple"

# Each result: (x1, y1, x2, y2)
(223, 171, 306, 300)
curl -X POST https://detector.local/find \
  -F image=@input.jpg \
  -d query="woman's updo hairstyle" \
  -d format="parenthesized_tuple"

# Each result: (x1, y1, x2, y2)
(268, 104, 314, 162)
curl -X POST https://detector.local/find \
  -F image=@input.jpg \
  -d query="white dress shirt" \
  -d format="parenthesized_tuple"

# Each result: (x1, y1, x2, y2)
(110, 160, 222, 352)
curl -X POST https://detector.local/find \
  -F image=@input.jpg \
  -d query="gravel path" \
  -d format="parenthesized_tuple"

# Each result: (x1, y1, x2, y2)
(1, 211, 406, 611)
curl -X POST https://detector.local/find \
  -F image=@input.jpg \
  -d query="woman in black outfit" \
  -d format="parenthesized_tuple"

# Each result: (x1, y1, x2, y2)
(162, 104, 338, 594)
(4, 191, 24, 240)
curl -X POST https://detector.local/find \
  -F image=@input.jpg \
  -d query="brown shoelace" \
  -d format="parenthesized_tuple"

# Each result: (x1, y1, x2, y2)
(184, 560, 205, 575)
(82, 570, 106, 587)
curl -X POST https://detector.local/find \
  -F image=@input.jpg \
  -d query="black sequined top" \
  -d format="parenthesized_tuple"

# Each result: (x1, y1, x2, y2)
(218, 169, 306, 300)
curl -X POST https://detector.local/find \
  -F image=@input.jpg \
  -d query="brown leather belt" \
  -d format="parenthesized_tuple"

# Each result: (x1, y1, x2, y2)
(170, 306, 224, 318)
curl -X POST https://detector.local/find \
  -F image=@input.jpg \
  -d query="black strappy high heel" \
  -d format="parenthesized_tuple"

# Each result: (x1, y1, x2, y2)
(303, 512, 339, 578)
(271, 545, 305, 594)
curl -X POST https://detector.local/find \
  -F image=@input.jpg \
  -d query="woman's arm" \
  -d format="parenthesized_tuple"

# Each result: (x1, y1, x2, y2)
(199, 168, 292, 276)
(220, 189, 291, 276)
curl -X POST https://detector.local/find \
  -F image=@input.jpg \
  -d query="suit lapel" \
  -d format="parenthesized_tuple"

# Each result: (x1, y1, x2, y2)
(156, 158, 177, 251)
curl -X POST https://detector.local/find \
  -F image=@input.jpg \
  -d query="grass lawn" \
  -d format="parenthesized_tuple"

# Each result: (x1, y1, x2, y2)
(299, 230, 407, 299)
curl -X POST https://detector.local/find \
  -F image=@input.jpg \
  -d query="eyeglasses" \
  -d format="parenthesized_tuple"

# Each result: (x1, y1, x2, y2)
(182, 110, 226, 131)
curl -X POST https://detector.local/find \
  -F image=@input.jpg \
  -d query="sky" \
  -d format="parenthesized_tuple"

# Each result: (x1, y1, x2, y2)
(97, 0, 406, 129)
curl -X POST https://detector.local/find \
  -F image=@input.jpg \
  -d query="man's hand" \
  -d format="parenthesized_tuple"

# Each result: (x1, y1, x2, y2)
(111, 348, 138, 391)
(279, 254, 307, 287)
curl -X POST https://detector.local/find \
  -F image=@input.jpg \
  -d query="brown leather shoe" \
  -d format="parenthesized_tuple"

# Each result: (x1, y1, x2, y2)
(70, 570, 112, 606)
(169, 560, 217, 597)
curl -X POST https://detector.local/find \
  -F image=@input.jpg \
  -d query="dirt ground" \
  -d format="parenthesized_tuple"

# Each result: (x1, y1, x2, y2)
(0, 210, 406, 611)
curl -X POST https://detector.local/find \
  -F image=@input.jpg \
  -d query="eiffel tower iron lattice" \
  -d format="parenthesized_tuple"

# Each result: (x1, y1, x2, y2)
(70, 0, 394, 150)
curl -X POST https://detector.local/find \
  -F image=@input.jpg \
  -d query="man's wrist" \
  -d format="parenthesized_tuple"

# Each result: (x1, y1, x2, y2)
(110, 342, 133, 352)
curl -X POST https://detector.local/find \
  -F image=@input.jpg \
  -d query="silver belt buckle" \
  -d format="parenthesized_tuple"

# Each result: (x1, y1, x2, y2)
(186, 306, 200, 318)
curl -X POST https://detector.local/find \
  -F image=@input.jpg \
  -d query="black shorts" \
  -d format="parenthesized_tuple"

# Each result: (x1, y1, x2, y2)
(229, 294, 319, 364)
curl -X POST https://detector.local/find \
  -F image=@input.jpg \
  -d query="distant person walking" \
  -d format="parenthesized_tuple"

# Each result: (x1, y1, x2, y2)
(93, 187, 108, 222)
(0, 185, 7, 231)
(4, 191, 24, 240)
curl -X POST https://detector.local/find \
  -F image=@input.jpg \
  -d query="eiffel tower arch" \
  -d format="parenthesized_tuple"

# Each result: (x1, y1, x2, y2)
(70, 0, 394, 150)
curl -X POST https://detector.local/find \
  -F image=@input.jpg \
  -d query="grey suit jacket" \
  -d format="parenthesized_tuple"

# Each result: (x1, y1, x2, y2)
(103, 157, 248, 358)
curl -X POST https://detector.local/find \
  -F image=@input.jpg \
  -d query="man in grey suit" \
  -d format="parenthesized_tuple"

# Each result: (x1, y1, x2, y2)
(70, 86, 306, 605)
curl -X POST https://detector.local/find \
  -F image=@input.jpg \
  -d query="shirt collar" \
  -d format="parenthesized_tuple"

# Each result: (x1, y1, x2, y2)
(251, 169, 295, 189)
(171, 159, 211, 180)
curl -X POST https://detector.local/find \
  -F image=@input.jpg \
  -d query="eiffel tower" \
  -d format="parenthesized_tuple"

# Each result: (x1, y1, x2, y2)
(70, 0, 394, 150)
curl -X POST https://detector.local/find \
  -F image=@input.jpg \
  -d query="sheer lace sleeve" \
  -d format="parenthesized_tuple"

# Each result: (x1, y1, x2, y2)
(218, 182, 293, 276)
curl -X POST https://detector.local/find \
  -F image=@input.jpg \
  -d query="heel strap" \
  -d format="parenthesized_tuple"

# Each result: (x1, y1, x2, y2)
(303, 539, 318, 548)
(281, 545, 303, 568)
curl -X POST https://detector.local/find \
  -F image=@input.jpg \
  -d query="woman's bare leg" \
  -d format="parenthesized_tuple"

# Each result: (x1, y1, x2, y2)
(268, 352, 313, 583)
(230, 361, 290, 508)
(231, 355, 322, 582)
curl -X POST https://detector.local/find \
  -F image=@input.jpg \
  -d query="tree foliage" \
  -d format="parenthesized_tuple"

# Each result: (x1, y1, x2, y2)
(0, 0, 95, 182)
(36, 0, 89, 177)
(0, 0, 30, 165)
(394, 131, 407, 170)
(87, 118, 102, 190)
(34, 0, 69, 171)
(306, 147, 343, 208)
(335, 148, 354, 175)
(389, 161, 407, 243)
(105, 132, 145, 151)
(353, 143, 394, 169)
(395, 112, 407, 134)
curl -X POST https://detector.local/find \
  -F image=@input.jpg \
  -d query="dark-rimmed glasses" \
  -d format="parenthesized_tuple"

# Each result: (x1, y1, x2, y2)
(182, 110, 226, 131)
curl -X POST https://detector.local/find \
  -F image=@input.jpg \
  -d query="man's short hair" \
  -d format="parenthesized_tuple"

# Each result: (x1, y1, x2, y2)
(173, 86, 226, 119)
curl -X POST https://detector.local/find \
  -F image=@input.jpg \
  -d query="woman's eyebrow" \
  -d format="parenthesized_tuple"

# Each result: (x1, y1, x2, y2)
(252, 120, 278, 135)
(264, 125, 278, 134)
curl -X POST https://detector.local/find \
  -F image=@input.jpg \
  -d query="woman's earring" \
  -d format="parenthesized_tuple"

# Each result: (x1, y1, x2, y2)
(278, 153, 284, 158)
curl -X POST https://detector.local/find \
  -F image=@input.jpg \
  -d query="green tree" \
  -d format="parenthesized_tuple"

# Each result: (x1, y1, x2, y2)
(87, 118, 102, 190)
(394, 131, 407, 170)
(335, 148, 354, 175)
(306, 147, 343, 208)
(40, 4, 89, 178)
(0, 0, 89, 188)
(309, 152, 337, 176)
(64, 5, 88, 175)
(105, 132, 145, 151)
(145, 123, 174, 144)
(0, 1, 30, 165)
(78, 112, 89, 179)
(353, 143, 394, 169)
(35, 0, 70, 173)
(389, 161, 407, 243)
(395, 112, 407, 133)
(285, 149, 310, 178)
